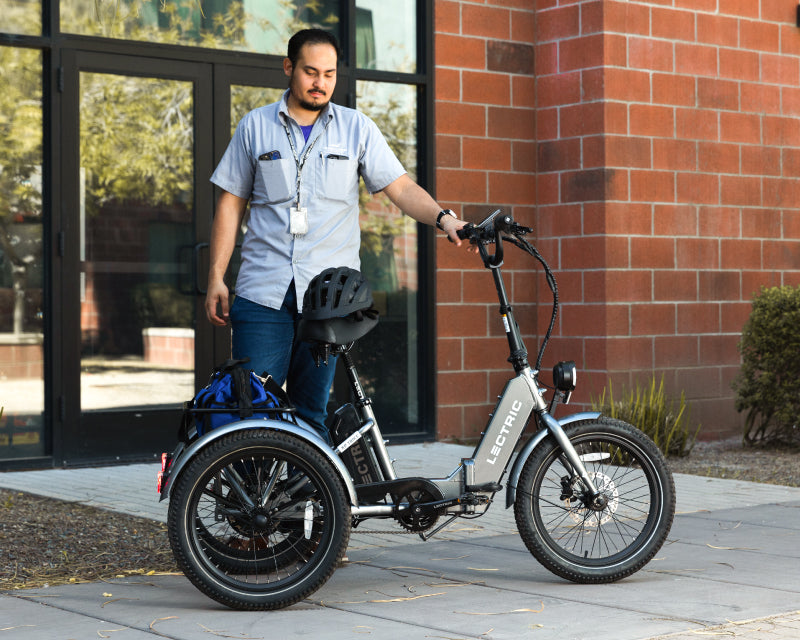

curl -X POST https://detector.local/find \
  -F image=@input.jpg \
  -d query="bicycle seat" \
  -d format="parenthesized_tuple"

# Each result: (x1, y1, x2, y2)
(297, 314, 379, 346)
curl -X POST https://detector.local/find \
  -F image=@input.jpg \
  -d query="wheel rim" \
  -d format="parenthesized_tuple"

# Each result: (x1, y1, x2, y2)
(532, 433, 664, 567)
(185, 447, 335, 591)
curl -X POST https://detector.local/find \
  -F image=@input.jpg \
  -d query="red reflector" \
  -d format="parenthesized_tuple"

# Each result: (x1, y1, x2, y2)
(157, 452, 172, 493)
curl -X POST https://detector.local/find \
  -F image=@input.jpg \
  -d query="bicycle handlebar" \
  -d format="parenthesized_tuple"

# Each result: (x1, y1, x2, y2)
(456, 210, 556, 372)
(456, 210, 532, 242)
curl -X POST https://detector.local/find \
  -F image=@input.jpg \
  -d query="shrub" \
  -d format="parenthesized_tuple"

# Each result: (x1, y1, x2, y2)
(591, 375, 698, 458)
(732, 285, 800, 446)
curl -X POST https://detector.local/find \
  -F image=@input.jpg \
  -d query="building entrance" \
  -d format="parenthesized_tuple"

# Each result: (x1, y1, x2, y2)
(56, 51, 287, 465)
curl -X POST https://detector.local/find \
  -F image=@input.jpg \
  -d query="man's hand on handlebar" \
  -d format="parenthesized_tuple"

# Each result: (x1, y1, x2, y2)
(439, 214, 475, 250)
(456, 211, 532, 244)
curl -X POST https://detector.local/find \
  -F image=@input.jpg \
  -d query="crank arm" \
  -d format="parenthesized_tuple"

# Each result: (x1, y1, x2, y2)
(418, 514, 459, 541)
(410, 493, 488, 518)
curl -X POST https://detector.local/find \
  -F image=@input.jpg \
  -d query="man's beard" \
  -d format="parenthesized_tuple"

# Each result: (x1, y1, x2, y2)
(289, 73, 330, 112)
(297, 96, 328, 111)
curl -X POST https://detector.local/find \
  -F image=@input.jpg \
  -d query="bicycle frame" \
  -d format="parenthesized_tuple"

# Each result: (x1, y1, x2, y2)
(160, 211, 675, 610)
(343, 219, 604, 524)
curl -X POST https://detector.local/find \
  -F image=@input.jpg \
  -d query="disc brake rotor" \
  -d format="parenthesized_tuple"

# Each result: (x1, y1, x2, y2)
(564, 471, 619, 526)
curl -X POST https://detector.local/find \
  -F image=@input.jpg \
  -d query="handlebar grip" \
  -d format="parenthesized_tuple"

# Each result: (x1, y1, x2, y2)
(456, 224, 473, 241)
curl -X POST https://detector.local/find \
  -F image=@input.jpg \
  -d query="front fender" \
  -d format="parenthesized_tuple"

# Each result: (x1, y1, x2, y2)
(505, 411, 601, 508)
(158, 417, 359, 507)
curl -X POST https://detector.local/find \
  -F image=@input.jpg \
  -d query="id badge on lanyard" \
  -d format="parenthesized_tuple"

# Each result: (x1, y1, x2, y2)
(283, 117, 329, 237)
(290, 206, 308, 235)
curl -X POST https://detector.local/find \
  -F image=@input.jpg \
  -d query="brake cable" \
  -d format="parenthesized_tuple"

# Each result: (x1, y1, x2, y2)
(503, 232, 559, 372)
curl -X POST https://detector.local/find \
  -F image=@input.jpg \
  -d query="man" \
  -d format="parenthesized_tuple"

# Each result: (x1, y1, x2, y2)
(206, 29, 466, 442)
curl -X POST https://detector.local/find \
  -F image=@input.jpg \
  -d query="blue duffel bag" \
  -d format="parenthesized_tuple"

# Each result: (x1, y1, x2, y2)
(182, 359, 293, 439)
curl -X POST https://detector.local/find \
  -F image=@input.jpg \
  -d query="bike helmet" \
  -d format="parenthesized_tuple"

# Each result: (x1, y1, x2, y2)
(298, 267, 379, 352)
(302, 266, 374, 320)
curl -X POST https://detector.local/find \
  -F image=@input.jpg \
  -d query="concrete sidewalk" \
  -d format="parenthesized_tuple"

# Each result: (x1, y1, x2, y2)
(1, 442, 800, 639)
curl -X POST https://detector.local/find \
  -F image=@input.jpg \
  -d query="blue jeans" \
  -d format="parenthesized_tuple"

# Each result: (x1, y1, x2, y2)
(229, 284, 337, 443)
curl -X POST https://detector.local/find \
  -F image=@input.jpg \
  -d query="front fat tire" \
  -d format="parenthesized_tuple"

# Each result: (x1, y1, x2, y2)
(167, 429, 351, 610)
(514, 417, 675, 583)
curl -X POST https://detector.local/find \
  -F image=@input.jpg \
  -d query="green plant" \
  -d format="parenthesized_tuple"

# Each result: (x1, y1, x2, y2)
(591, 375, 698, 458)
(732, 285, 800, 446)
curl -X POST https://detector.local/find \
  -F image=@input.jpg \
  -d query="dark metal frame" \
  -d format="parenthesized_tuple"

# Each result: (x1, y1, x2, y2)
(0, 0, 436, 467)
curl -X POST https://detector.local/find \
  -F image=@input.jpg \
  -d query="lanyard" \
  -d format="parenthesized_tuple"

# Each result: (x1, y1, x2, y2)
(281, 115, 330, 209)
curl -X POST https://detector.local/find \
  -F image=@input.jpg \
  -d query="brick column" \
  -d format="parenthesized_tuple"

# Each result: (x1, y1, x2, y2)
(434, 0, 537, 441)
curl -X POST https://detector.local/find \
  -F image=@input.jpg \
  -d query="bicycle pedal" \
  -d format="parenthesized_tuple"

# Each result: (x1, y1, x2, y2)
(465, 482, 503, 493)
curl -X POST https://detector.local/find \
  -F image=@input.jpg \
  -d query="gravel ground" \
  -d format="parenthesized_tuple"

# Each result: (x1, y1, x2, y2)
(0, 491, 178, 591)
(1, 438, 797, 591)
(667, 437, 800, 487)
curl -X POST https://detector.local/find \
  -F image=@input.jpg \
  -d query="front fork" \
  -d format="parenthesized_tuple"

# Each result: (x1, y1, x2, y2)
(537, 411, 606, 508)
(524, 373, 603, 505)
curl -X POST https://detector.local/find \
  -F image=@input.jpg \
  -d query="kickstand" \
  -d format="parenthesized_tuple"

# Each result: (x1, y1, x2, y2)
(418, 514, 459, 541)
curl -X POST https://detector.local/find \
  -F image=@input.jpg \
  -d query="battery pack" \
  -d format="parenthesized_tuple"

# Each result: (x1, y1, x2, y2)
(331, 403, 382, 485)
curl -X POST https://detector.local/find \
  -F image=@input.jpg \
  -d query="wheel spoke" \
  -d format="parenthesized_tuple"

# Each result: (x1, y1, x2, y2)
(167, 431, 350, 609)
(259, 459, 286, 508)
(514, 419, 674, 583)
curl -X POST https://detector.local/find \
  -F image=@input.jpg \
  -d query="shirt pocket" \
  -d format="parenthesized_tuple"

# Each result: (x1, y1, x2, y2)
(253, 158, 294, 205)
(320, 154, 358, 203)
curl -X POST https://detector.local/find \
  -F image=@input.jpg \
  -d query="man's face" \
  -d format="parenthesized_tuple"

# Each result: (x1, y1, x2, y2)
(284, 42, 338, 112)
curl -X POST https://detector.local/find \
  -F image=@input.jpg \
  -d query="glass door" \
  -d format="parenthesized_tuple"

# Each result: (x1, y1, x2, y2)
(59, 52, 215, 464)
(0, 46, 45, 461)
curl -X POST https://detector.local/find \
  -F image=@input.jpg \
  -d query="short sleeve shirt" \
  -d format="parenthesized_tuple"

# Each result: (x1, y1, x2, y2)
(210, 90, 406, 312)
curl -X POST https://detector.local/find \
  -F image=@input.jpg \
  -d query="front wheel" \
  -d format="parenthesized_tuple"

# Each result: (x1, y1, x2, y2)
(514, 417, 675, 583)
(167, 429, 351, 610)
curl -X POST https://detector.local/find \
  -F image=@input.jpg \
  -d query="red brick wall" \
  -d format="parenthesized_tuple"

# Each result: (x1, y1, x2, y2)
(434, 0, 800, 442)
(434, 0, 539, 441)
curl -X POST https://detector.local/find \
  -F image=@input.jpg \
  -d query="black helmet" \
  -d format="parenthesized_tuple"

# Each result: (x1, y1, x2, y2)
(298, 267, 379, 354)
(302, 266, 373, 320)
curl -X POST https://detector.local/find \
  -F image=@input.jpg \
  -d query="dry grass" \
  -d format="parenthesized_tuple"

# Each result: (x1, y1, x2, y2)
(0, 489, 178, 591)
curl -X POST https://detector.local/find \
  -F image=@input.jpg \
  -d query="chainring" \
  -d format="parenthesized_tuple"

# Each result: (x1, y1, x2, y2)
(395, 488, 441, 532)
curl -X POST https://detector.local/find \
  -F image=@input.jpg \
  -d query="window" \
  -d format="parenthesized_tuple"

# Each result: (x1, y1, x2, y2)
(0, 0, 432, 466)
(354, 80, 421, 431)
(0, 46, 44, 458)
(60, 0, 342, 55)
(1, 0, 41, 35)
(355, 0, 417, 72)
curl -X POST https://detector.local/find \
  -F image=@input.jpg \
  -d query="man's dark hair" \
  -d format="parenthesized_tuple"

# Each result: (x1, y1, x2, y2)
(287, 29, 341, 66)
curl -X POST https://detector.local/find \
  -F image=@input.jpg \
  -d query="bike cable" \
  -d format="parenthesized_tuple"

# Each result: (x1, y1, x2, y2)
(504, 233, 560, 371)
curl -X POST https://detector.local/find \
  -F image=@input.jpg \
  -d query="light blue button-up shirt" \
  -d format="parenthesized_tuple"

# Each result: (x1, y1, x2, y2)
(210, 90, 406, 312)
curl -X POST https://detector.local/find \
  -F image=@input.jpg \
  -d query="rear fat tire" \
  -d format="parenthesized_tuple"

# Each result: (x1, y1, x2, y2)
(167, 429, 351, 610)
(514, 417, 675, 583)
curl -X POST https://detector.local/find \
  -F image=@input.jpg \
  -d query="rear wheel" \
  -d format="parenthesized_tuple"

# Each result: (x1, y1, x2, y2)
(168, 429, 350, 610)
(514, 418, 675, 583)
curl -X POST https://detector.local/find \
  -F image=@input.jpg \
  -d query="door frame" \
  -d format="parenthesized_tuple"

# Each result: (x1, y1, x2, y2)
(56, 50, 216, 465)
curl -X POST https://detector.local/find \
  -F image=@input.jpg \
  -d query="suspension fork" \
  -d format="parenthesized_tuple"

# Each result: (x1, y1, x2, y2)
(521, 372, 602, 503)
(537, 410, 604, 504)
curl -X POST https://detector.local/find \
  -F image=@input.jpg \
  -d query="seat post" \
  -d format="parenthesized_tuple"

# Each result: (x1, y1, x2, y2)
(339, 348, 368, 407)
